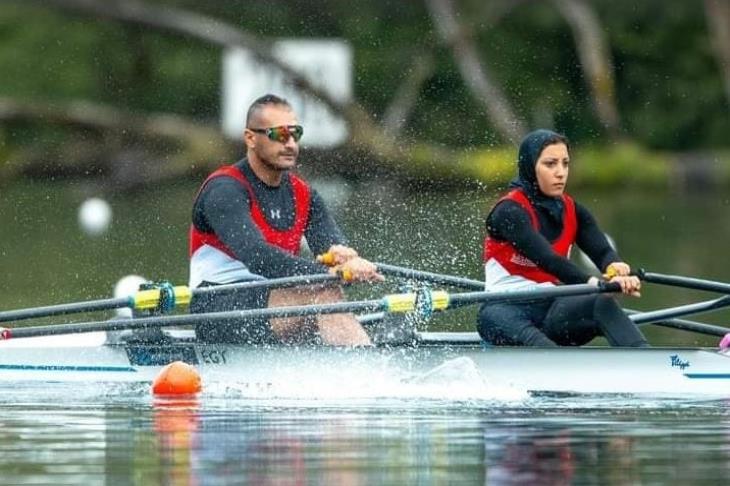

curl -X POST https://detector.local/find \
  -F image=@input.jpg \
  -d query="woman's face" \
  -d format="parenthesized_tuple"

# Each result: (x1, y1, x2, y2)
(535, 142, 570, 197)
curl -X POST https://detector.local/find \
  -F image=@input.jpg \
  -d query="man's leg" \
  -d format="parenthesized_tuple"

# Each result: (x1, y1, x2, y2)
(190, 282, 272, 343)
(268, 285, 371, 346)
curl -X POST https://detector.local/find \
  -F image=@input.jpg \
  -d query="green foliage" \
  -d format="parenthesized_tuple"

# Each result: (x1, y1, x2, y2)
(0, 0, 728, 175)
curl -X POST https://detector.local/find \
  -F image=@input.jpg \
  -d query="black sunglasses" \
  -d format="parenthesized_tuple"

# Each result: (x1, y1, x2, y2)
(248, 125, 304, 143)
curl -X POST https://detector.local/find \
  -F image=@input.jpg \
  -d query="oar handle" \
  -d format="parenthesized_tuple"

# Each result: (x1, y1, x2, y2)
(318, 252, 337, 266)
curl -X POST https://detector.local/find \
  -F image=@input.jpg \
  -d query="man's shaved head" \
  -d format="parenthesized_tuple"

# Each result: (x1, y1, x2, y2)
(246, 94, 293, 128)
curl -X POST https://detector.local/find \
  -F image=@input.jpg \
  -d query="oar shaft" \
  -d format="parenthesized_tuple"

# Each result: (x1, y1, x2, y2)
(194, 274, 339, 298)
(0, 273, 340, 324)
(448, 282, 620, 307)
(1, 282, 621, 340)
(2, 299, 387, 340)
(639, 270, 730, 294)
(647, 318, 728, 337)
(625, 308, 728, 336)
(0, 297, 131, 323)
(630, 295, 730, 325)
(375, 262, 484, 290)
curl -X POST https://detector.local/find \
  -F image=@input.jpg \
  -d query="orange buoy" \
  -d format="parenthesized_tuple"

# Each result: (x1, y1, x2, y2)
(152, 361, 202, 396)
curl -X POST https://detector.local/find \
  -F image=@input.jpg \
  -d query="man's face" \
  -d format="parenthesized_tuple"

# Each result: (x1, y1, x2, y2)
(244, 105, 300, 171)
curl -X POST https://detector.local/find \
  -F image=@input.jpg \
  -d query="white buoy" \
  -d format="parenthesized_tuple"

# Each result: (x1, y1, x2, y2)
(78, 197, 112, 236)
(114, 274, 148, 318)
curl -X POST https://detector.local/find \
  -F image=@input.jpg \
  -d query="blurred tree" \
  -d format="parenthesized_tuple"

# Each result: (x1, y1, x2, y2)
(551, 0, 621, 137)
(424, 0, 527, 143)
(0, 0, 728, 187)
(703, 0, 730, 110)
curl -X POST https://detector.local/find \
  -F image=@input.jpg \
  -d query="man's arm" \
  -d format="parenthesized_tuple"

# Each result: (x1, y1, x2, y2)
(304, 190, 347, 256)
(488, 201, 591, 284)
(196, 178, 328, 278)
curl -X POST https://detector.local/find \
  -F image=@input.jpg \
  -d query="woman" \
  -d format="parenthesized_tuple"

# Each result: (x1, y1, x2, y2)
(478, 129, 648, 347)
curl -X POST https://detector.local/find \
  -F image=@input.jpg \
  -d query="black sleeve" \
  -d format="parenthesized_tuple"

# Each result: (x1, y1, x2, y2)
(304, 190, 347, 256)
(487, 201, 591, 284)
(194, 177, 329, 278)
(574, 202, 621, 272)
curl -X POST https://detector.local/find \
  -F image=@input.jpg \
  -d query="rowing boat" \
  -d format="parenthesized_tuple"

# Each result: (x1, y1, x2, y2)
(1, 329, 729, 398)
(1, 269, 730, 398)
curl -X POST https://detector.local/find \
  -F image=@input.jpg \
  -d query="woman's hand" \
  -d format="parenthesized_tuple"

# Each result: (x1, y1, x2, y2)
(609, 275, 641, 297)
(605, 262, 631, 278)
(601, 262, 640, 296)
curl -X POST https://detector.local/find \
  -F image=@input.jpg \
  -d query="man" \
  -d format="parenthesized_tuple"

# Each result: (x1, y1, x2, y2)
(189, 94, 382, 345)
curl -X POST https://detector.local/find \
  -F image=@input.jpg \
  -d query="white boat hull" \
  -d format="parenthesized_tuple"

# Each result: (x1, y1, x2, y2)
(1, 332, 729, 398)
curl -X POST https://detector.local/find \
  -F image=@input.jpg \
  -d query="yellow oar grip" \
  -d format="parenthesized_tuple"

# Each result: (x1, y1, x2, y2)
(431, 291, 450, 310)
(384, 293, 417, 312)
(318, 252, 336, 266)
(340, 269, 354, 282)
(174, 286, 192, 306)
(133, 286, 192, 310)
(383, 291, 450, 313)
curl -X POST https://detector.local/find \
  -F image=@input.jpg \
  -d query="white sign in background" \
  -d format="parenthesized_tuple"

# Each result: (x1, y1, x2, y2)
(222, 39, 352, 148)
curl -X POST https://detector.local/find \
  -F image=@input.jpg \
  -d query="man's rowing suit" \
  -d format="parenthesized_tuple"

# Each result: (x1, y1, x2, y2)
(478, 188, 648, 347)
(189, 158, 344, 343)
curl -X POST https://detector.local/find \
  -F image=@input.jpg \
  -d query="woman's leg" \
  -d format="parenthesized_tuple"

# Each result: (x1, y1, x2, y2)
(477, 301, 556, 346)
(542, 294, 648, 347)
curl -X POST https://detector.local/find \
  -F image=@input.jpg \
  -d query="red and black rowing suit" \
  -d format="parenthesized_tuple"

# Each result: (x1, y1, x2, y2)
(188, 158, 345, 342)
(478, 187, 647, 347)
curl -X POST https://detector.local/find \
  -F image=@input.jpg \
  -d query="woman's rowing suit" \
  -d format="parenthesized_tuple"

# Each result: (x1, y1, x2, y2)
(478, 188, 647, 347)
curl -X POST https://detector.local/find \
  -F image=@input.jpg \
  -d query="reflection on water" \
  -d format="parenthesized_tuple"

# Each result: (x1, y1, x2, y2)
(1, 385, 730, 483)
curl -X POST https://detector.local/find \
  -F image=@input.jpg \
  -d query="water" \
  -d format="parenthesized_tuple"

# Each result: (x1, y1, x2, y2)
(3, 179, 730, 481)
(1, 384, 730, 484)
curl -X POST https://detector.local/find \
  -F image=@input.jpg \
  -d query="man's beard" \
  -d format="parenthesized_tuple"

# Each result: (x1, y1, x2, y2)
(259, 150, 298, 171)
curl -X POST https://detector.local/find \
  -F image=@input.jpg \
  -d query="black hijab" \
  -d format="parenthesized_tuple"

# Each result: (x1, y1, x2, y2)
(509, 129, 569, 222)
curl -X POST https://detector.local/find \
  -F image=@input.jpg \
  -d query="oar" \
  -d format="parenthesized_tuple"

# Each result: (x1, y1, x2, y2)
(374, 262, 484, 290)
(627, 296, 730, 337)
(0, 282, 621, 340)
(637, 269, 730, 294)
(0, 273, 341, 324)
(317, 253, 484, 290)
(415, 305, 730, 345)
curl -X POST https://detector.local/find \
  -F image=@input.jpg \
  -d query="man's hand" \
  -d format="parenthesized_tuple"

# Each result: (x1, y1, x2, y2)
(318, 245, 359, 266)
(330, 256, 384, 283)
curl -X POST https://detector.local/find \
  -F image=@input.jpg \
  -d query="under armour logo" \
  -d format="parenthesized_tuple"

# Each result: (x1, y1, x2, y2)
(270, 209, 281, 220)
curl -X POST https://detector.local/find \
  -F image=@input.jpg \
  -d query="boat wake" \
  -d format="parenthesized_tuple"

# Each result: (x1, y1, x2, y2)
(402, 357, 528, 401)
(205, 356, 528, 403)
